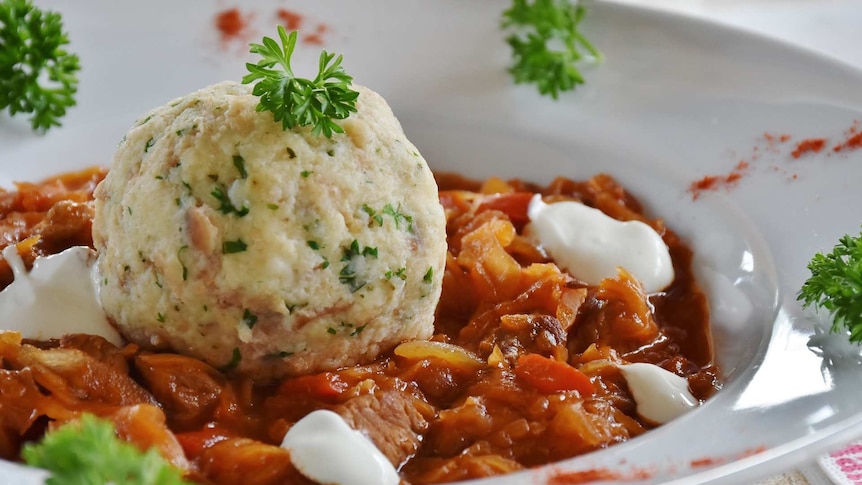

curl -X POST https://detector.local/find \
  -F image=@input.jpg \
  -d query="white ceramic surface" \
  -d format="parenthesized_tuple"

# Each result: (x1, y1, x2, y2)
(2, 1, 862, 484)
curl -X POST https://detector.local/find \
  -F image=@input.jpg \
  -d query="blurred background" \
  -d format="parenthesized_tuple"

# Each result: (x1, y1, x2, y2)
(615, 0, 862, 69)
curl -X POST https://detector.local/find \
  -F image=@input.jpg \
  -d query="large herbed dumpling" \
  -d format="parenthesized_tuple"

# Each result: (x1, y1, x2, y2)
(92, 81, 446, 381)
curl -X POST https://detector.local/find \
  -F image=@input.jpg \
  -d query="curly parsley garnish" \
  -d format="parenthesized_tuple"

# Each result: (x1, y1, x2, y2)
(0, 0, 80, 132)
(798, 230, 862, 342)
(22, 414, 192, 485)
(242, 26, 359, 138)
(502, 0, 600, 99)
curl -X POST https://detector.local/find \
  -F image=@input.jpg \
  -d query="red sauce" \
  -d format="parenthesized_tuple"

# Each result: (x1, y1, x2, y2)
(2, 170, 718, 485)
(215, 8, 247, 40)
(791, 138, 827, 158)
(276, 9, 303, 31)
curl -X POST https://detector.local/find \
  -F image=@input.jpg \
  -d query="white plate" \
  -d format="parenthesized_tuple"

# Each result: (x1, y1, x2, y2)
(2, 1, 862, 484)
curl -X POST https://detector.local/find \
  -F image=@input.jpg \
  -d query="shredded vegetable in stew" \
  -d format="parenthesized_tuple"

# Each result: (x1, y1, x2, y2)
(0, 167, 719, 484)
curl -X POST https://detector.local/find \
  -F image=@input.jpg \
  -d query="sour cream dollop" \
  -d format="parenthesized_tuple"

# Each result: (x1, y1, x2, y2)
(526, 195, 674, 293)
(0, 246, 120, 345)
(280, 409, 399, 485)
(619, 363, 698, 424)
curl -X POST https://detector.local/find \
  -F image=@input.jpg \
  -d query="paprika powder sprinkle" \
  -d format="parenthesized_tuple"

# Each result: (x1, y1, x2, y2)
(691, 457, 722, 468)
(834, 133, 862, 153)
(547, 467, 653, 484)
(688, 160, 749, 200)
(546, 469, 622, 484)
(303, 24, 328, 46)
(277, 9, 303, 31)
(833, 120, 861, 153)
(215, 8, 247, 40)
(763, 132, 792, 152)
(791, 138, 827, 159)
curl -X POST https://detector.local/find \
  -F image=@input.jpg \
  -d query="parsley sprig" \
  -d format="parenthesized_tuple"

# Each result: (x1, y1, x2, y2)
(798, 229, 862, 342)
(0, 0, 80, 132)
(502, 0, 600, 99)
(22, 414, 192, 485)
(242, 26, 359, 138)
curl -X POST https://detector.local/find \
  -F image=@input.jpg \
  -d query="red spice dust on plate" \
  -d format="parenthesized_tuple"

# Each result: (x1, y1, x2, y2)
(690, 457, 723, 468)
(688, 120, 861, 200)
(302, 23, 329, 46)
(791, 138, 827, 159)
(276, 9, 303, 31)
(215, 7, 328, 47)
(546, 467, 653, 485)
(215, 8, 248, 41)
(275, 8, 332, 43)
(687, 131, 791, 200)
(833, 120, 862, 153)
(688, 160, 750, 200)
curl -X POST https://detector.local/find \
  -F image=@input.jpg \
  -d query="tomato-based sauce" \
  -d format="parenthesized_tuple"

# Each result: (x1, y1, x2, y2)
(0, 168, 719, 484)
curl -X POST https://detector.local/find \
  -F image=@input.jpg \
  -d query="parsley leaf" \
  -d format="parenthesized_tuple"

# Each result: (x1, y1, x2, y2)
(221, 347, 242, 371)
(242, 309, 258, 328)
(223, 238, 248, 254)
(22, 414, 192, 485)
(211, 185, 249, 217)
(382, 203, 413, 232)
(232, 155, 248, 178)
(423, 266, 434, 284)
(502, 0, 600, 99)
(0, 0, 80, 132)
(242, 26, 359, 138)
(798, 230, 862, 342)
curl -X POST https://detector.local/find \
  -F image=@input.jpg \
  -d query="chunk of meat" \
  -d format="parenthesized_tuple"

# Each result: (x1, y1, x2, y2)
(185, 206, 219, 256)
(135, 353, 236, 431)
(335, 389, 430, 467)
(32, 200, 95, 255)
